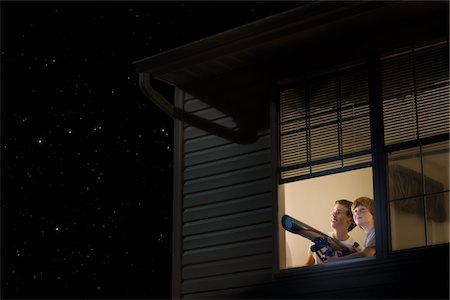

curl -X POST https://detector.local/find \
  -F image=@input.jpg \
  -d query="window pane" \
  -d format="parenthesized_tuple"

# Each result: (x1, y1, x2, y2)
(340, 69, 369, 107)
(311, 160, 341, 173)
(417, 85, 450, 138)
(341, 108, 371, 155)
(309, 78, 337, 116)
(310, 123, 338, 160)
(423, 141, 449, 193)
(388, 141, 449, 251)
(390, 197, 426, 250)
(381, 50, 416, 145)
(281, 167, 310, 180)
(381, 50, 414, 100)
(388, 147, 423, 200)
(415, 43, 449, 139)
(279, 65, 371, 183)
(426, 192, 449, 246)
(280, 131, 307, 167)
(343, 153, 372, 167)
(382, 42, 449, 145)
(279, 87, 306, 124)
(414, 42, 449, 91)
(383, 95, 418, 145)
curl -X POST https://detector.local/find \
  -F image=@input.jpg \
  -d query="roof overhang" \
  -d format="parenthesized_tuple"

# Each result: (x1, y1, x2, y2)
(133, 1, 448, 141)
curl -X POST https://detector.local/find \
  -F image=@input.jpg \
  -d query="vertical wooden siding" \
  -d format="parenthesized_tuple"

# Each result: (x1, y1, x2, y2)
(179, 92, 274, 298)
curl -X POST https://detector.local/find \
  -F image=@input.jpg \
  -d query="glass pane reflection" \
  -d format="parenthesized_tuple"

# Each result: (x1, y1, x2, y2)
(390, 197, 426, 250)
(388, 147, 423, 200)
(423, 141, 449, 193)
(426, 192, 449, 246)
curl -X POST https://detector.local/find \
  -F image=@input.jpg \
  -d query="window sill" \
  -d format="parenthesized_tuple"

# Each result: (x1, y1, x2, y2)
(274, 243, 448, 280)
(275, 255, 376, 279)
(269, 245, 448, 298)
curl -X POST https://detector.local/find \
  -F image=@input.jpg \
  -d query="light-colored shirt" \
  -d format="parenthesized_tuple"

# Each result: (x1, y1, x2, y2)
(308, 232, 362, 264)
(364, 227, 376, 249)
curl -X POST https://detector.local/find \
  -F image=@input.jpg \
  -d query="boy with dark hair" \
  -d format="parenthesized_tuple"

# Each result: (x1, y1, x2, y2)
(305, 199, 361, 265)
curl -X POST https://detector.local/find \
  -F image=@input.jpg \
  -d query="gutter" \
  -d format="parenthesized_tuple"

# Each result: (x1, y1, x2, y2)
(138, 72, 258, 144)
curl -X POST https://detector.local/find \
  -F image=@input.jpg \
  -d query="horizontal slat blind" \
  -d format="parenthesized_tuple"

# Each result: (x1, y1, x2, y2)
(341, 70, 371, 159)
(382, 41, 449, 145)
(279, 66, 371, 182)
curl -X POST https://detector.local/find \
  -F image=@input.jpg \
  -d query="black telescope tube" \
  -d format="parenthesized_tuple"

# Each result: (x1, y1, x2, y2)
(281, 214, 303, 234)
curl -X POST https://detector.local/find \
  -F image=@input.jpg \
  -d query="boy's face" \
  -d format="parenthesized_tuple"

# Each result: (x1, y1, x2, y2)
(330, 203, 352, 230)
(353, 204, 373, 226)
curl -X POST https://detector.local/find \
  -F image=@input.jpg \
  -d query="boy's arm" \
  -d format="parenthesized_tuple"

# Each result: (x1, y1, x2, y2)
(304, 253, 315, 265)
(326, 246, 375, 262)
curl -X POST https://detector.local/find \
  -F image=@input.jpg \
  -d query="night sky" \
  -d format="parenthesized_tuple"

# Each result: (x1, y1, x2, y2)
(1, 1, 303, 298)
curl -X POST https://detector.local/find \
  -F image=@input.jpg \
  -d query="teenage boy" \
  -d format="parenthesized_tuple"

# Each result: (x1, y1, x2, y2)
(305, 199, 361, 265)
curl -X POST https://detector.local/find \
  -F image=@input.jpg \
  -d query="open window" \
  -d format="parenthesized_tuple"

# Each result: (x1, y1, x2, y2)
(278, 167, 373, 269)
(277, 64, 374, 269)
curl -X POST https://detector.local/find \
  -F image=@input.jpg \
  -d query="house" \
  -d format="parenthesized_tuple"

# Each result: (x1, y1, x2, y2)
(134, 1, 449, 298)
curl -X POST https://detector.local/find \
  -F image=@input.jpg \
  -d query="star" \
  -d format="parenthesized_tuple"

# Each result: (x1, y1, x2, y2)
(2, 2, 302, 298)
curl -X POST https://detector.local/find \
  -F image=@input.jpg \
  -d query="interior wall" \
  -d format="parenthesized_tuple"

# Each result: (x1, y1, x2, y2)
(279, 167, 373, 268)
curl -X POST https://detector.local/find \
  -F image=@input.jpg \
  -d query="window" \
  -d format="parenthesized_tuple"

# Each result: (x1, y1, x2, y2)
(277, 40, 449, 270)
(382, 41, 449, 251)
(278, 65, 374, 269)
(387, 142, 449, 250)
(279, 65, 371, 182)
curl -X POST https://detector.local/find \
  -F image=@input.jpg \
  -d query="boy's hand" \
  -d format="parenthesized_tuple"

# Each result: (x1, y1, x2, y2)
(323, 254, 338, 263)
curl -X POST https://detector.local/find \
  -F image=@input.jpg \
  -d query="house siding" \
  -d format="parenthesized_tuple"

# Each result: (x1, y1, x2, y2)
(177, 90, 274, 298)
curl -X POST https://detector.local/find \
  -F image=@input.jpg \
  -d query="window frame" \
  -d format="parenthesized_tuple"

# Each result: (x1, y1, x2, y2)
(381, 41, 450, 252)
(273, 41, 449, 275)
(272, 59, 389, 273)
(278, 64, 373, 184)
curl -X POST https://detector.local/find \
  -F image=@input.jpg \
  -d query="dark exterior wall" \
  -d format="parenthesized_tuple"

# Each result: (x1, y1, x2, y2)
(172, 82, 449, 300)
(170, 38, 450, 300)
(173, 89, 275, 298)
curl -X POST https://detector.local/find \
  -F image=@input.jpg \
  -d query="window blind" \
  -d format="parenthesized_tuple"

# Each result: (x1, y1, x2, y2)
(382, 41, 449, 146)
(279, 67, 372, 182)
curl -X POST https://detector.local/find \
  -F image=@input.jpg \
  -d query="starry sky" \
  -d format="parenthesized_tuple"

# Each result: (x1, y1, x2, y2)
(1, 1, 303, 298)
